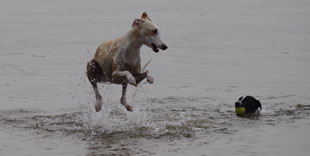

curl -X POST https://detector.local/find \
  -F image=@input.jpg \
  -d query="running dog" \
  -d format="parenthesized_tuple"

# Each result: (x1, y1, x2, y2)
(86, 12, 168, 112)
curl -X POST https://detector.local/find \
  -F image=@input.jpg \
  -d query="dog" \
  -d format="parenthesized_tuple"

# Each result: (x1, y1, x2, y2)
(86, 12, 168, 112)
(235, 96, 262, 116)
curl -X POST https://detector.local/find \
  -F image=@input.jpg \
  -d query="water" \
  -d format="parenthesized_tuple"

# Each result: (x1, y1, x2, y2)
(1, 0, 310, 155)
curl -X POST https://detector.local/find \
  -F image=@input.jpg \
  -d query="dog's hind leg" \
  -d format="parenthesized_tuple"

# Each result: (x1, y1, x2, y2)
(92, 83, 103, 112)
(87, 60, 103, 112)
(120, 83, 133, 111)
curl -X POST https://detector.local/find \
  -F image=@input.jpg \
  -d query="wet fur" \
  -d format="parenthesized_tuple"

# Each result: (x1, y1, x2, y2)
(235, 96, 262, 115)
(86, 12, 167, 112)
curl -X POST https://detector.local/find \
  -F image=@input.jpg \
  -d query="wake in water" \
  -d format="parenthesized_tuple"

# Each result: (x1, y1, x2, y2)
(2, 68, 310, 155)
(1, 96, 310, 140)
(1, 90, 310, 156)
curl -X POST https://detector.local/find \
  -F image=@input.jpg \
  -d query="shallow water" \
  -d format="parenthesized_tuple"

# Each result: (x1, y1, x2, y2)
(1, 0, 310, 155)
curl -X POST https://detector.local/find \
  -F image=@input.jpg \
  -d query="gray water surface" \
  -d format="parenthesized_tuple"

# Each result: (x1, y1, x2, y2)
(1, 0, 310, 155)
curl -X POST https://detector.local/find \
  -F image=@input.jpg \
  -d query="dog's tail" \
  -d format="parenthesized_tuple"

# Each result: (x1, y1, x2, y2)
(142, 59, 152, 72)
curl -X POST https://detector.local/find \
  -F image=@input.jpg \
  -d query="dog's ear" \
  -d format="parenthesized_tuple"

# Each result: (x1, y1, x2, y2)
(256, 99, 262, 110)
(141, 12, 152, 21)
(132, 18, 145, 27)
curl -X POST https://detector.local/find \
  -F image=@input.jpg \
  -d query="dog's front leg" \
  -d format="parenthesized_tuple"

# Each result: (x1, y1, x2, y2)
(133, 71, 154, 84)
(112, 71, 137, 86)
(146, 70, 154, 84)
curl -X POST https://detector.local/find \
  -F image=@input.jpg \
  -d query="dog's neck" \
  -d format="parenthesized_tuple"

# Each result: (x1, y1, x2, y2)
(123, 27, 143, 53)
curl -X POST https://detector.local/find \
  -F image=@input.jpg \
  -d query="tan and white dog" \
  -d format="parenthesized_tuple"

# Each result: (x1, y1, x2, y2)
(86, 12, 168, 112)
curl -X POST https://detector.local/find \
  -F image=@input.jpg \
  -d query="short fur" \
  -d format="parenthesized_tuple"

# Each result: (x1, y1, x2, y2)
(86, 12, 168, 112)
(235, 96, 262, 116)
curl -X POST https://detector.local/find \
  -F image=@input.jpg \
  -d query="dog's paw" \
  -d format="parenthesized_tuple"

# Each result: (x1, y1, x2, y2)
(95, 103, 102, 112)
(95, 97, 102, 112)
(120, 97, 132, 111)
(127, 75, 136, 86)
(125, 105, 133, 112)
(147, 73, 154, 84)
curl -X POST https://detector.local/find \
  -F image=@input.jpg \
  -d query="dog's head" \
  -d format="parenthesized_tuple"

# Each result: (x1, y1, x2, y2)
(132, 12, 168, 53)
(235, 96, 262, 116)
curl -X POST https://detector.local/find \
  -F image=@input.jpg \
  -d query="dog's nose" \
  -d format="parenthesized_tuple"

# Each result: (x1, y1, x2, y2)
(161, 44, 168, 50)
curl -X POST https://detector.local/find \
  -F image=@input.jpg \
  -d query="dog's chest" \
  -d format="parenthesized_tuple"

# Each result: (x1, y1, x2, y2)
(119, 49, 140, 63)
(124, 54, 140, 67)
(119, 52, 140, 73)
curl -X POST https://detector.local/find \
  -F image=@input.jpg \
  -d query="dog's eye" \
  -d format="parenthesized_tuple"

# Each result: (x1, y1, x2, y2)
(152, 29, 158, 34)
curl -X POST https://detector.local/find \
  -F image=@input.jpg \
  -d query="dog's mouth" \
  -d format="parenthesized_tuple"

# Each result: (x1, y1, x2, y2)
(151, 43, 159, 53)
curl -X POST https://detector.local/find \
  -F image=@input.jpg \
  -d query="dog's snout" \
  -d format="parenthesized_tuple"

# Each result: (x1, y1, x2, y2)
(161, 44, 168, 50)
(235, 102, 241, 107)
